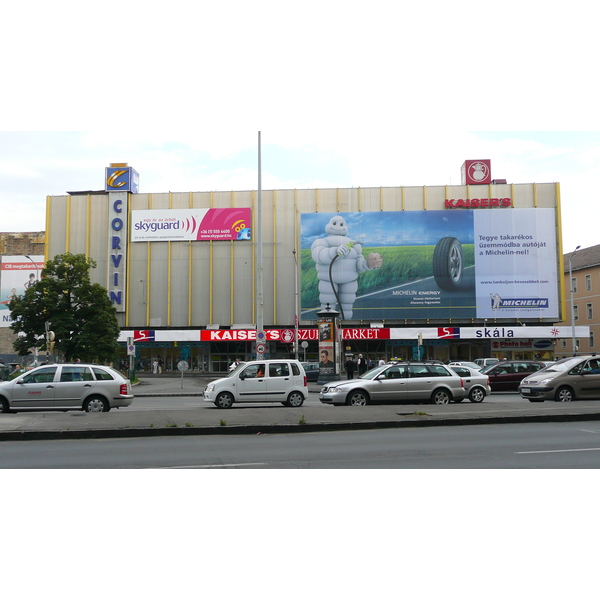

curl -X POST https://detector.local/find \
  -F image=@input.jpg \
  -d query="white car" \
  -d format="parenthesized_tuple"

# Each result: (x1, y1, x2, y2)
(204, 359, 308, 409)
(448, 365, 491, 402)
(0, 363, 134, 413)
(448, 361, 482, 371)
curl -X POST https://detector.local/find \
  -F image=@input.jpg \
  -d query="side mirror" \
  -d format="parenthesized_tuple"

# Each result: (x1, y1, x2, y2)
(239, 372, 246, 380)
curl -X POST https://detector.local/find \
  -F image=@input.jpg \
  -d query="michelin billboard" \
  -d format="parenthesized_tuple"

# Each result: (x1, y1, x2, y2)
(300, 208, 558, 321)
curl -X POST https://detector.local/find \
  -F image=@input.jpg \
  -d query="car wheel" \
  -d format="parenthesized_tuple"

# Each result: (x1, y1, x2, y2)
(214, 392, 234, 409)
(286, 391, 305, 407)
(433, 237, 463, 291)
(346, 391, 369, 406)
(555, 386, 575, 402)
(431, 389, 452, 405)
(83, 396, 110, 412)
(0, 398, 10, 413)
(469, 387, 485, 403)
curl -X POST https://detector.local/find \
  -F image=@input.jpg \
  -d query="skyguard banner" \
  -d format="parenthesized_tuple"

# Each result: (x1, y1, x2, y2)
(131, 208, 251, 242)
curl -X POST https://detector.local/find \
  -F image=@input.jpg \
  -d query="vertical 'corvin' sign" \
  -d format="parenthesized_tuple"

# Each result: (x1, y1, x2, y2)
(105, 163, 138, 313)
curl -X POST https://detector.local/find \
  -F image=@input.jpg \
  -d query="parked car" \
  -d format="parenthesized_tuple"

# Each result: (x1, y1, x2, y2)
(301, 362, 320, 382)
(474, 358, 500, 368)
(448, 365, 491, 402)
(480, 360, 547, 391)
(0, 363, 133, 413)
(519, 355, 600, 402)
(448, 361, 482, 371)
(319, 361, 465, 406)
(204, 359, 308, 408)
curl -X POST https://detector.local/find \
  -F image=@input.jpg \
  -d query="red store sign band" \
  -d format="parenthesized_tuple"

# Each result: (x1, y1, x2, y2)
(197, 328, 391, 342)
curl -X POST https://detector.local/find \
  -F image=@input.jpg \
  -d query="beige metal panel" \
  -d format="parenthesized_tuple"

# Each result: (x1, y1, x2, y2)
(127, 255, 150, 326)
(380, 187, 403, 211)
(358, 187, 384, 212)
(532, 183, 558, 208)
(88, 197, 109, 286)
(67, 195, 89, 253)
(210, 242, 233, 324)
(168, 241, 190, 327)
(46, 196, 69, 258)
(403, 186, 427, 210)
(147, 241, 169, 327)
(511, 183, 536, 208)
(231, 240, 254, 324)
(190, 241, 211, 325)
(423, 186, 447, 210)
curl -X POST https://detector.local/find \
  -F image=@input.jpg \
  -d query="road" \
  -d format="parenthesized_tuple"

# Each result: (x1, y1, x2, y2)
(3, 420, 600, 468)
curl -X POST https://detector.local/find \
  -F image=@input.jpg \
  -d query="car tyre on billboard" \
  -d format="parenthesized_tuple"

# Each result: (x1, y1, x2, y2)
(433, 237, 463, 291)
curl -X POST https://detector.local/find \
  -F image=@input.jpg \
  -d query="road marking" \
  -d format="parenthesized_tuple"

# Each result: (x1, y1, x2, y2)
(159, 462, 267, 468)
(516, 447, 600, 455)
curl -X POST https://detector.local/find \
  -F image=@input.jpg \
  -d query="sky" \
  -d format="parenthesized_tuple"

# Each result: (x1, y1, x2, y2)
(1, 130, 597, 255)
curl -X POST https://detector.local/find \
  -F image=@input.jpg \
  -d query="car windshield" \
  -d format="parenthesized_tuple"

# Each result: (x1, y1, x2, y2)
(227, 363, 246, 377)
(543, 357, 585, 373)
(359, 365, 388, 380)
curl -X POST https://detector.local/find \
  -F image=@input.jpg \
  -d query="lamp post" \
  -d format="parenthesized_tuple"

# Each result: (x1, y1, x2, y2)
(23, 255, 40, 364)
(569, 245, 581, 356)
(292, 249, 299, 360)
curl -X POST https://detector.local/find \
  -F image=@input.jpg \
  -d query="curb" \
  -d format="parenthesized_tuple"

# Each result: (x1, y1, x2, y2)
(3, 410, 600, 442)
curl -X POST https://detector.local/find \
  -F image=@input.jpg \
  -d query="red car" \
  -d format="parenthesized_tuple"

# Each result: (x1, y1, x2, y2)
(480, 360, 547, 392)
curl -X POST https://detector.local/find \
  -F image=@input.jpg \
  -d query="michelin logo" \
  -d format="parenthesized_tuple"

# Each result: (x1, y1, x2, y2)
(490, 293, 549, 310)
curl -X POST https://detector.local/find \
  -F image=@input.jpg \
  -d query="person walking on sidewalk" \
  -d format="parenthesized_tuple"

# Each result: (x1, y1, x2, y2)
(345, 357, 356, 379)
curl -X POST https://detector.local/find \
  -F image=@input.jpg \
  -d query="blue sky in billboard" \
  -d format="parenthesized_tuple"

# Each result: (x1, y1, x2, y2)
(301, 211, 474, 248)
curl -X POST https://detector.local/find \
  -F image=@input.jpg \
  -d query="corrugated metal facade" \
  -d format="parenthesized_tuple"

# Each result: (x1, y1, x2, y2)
(45, 182, 562, 330)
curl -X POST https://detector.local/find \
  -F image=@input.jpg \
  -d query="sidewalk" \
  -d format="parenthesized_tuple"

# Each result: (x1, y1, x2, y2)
(2, 373, 600, 441)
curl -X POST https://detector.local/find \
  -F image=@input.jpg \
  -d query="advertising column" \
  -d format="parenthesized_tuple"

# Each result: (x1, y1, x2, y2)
(317, 305, 340, 384)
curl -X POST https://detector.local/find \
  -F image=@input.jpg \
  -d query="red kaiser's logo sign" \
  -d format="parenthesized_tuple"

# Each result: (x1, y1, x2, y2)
(462, 159, 491, 185)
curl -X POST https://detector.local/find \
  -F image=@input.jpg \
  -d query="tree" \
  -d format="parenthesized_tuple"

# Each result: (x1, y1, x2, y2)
(8, 252, 121, 363)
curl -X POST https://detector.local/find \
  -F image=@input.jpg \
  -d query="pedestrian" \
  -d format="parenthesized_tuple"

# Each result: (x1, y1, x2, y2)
(153, 358, 159, 374)
(357, 354, 368, 376)
(345, 357, 356, 379)
(378, 357, 386, 367)
(229, 358, 240, 371)
(158, 355, 164, 374)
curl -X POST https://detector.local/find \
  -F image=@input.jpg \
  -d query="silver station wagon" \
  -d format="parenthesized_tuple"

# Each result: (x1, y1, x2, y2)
(0, 363, 134, 413)
(319, 361, 465, 406)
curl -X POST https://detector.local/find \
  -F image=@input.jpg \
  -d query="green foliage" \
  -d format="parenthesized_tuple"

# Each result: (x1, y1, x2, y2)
(8, 252, 121, 363)
(301, 245, 474, 309)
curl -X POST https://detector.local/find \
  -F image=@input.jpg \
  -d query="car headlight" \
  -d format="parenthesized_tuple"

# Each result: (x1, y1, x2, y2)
(205, 383, 215, 392)
(539, 378, 554, 385)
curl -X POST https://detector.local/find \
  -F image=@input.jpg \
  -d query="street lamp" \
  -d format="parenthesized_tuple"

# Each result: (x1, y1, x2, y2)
(23, 255, 39, 285)
(23, 255, 40, 364)
(569, 245, 581, 356)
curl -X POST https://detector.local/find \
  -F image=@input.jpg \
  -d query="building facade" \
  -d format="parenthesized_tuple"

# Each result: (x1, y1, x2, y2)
(0, 232, 45, 359)
(26, 161, 588, 372)
(559, 244, 600, 357)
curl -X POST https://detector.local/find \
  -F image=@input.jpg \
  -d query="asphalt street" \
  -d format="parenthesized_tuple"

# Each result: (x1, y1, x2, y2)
(2, 373, 600, 441)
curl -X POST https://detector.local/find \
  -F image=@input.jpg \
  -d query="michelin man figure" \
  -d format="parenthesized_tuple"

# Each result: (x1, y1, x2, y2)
(311, 215, 382, 319)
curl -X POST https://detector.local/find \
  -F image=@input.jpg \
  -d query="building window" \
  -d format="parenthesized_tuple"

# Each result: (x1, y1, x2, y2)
(562, 340, 567, 348)
(586, 274, 592, 291)
(591, 331, 595, 348)
(575, 339, 580, 351)
(587, 303, 593, 319)
(574, 305, 579, 321)
(572, 277, 578, 293)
